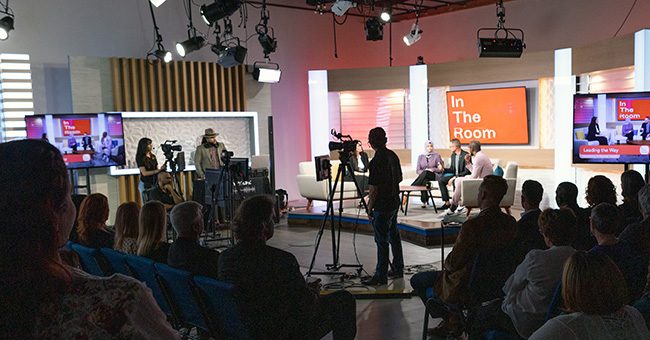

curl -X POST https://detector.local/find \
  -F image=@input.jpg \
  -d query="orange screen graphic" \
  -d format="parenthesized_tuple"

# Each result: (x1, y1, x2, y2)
(446, 87, 529, 144)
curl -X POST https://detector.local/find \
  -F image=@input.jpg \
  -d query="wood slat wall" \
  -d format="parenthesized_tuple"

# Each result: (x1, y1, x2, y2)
(111, 57, 247, 205)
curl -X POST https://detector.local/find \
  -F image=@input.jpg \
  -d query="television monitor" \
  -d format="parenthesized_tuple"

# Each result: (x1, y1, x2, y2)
(25, 113, 126, 169)
(229, 157, 250, 181)
(573, 92, 650, 164)
(446, 87, 529, 145)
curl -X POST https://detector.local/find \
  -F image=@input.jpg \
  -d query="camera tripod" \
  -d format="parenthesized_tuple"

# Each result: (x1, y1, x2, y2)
(306, 151, 369, 277)
(205, 159, 245, 246)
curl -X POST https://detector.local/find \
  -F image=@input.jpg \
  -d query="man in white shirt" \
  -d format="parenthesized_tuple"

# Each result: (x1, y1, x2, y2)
(445, 140, 493, 215)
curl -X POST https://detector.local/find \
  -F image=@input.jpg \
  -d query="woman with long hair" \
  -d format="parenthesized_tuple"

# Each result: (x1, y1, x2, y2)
(620, 170, 646, 227)
(586, 175, 617, 207)
(113, 201, 140, 254)
(137, 201, 170, 263)
(0, 139, 177, 338)
(530, 251, 649, 339)
(135, 137, 165, 200)
(586, 116, 609, 145)
(76, 193, 113, 249)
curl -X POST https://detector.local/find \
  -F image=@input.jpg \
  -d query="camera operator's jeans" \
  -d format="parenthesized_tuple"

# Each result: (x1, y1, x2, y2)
(372, 209, 404, 279)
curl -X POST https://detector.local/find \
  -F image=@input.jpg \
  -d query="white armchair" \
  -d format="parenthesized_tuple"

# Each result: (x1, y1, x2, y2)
(460, 161, 518, 215)
(296, 160, 363, 209)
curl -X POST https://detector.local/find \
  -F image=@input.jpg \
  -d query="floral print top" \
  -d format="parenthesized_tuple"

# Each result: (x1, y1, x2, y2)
(34, 266, 178, 339)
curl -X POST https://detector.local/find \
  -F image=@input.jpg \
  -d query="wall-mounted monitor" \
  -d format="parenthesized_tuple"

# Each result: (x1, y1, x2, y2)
(25, 113, 126, 169)
(573, 92, 650, 164)
(446, 87, 529, 145)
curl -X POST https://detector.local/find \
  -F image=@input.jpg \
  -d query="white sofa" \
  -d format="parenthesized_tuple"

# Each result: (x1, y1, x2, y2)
(296, 160, 365, 208)
(460, 161, 518, 215)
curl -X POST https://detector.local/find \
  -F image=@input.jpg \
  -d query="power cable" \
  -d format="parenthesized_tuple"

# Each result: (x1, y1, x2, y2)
(613, 0, 638, 37)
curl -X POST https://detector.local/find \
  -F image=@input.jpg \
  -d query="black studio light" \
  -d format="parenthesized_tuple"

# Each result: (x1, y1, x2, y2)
(258, 33, 277, 56)
(200, 0, 242, 26)
(0, 16, 13, 40)
(153, 49, 172, 63)
(365, 17, 383, 41)
(212, 42, 247, 68)
(176, 36, 206, 57)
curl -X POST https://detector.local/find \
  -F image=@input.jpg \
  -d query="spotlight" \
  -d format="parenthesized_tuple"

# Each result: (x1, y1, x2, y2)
(403, 22, 422, 46)
(331, 1, 355, 16)
(380, 8, 391, 22)
(149, 0, 167, 7)
(258, 33, 277, 56)
(253, 62, 281, 83)
(364, 17, 383, 41)
(212, 43, 247, 68)
(200, 0, 242, 26)
(176, 36, 205, 57)
(153, 49, 173, 63)
(0, 16, 14, 41)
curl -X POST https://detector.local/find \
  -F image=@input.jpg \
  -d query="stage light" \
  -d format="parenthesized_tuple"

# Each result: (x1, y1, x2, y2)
(153, 49, 172, 63)
(364, 17, 383, 41)
(253, 62, 281, 83)
(0, 16, 14, 41)
(149, 0, 167, 7)
(176, 36, 205, 57)
(212, 43, 247, 68)
(200, 0, 242, 26)
(403, 22, 422, 46)
(331, 1, 354, 16)
(380, 8, 391, 22)
(258, 33, 277, 56)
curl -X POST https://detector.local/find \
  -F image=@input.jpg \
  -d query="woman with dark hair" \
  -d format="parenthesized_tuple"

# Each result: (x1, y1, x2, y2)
(76, 193, 113, 249)
(620, 170, 645, 227)
(137, 201, 170, 263)
(586, 116, 609, 145)
(114, 201, 140, 254)
(344, 142, 370, 195)
(586, 175, 618, 207)
(530, 251, 649, 339)
(135, 137, 165, 200)
(0, 140, 177, 338)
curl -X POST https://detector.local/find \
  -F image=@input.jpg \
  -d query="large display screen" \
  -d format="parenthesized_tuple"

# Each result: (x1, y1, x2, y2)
(25, 113, 126, 169)
(573, 92, 650, 164)
(446, 87, 529, 145)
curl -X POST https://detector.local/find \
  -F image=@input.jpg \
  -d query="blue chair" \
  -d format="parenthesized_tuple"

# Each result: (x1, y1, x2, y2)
(70, 243, 105, 276)
(154, 263, 208, 332)
(544, 282, 563, 322)
(124, 254, 174, 322)
(193, 275, 251, 340)
(99, 248, 132, 276)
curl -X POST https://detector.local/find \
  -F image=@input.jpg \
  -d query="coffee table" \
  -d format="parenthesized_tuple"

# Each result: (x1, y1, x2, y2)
(399, 185, 437, 215)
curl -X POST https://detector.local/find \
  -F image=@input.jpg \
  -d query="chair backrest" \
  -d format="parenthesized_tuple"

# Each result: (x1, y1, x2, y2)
(499, 178, 517, 207)
(154, 263, 208, 331)
(70, 243, 106, 276)
(504, 162, 518, 179)
(544, 282, 563, 322)
(124, 254, 172, 317)
(99, 248, 131, 276)
(193, 275, 251, 340)
(142, 187, 156, 203)
(467, 245, 519, 306)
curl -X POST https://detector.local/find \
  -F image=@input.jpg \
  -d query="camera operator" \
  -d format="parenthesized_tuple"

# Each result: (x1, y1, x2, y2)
(136, 137, 167, 200)
(148, 171, 185, 211)
(194, 128, 228, 179)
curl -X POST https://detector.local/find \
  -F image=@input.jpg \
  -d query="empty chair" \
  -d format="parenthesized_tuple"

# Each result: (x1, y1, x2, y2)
(193, 275, 250, 340)
(100, 248, 131, 276)
(154, 263, 208, 333)
(70, 243, 105, 276)
(124, 254, 173, 320)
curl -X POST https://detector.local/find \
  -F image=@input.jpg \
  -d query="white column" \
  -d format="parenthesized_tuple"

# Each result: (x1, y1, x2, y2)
(554, 48, 575, 187)
(634, 29, 650, 174)
(409, 64, 428, 166)
(308, 70, 330, 159)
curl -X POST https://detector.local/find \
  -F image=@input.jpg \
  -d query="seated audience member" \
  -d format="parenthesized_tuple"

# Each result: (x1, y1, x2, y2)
(586, 175, 618, 209)
(113, 202, 140, 254)
(529, 251, 649, 339)
(411, 175, 518, 336)
(619, 170, 645, 228)
(515, 180, 547, 260)
(168, 201, 219, 278)
(137, 201, 170, 264)
(556, 182, 593, 251)
(0, 140, 177, 338)
(496, 209, 577, 338)
(589, 203, 647, 302)
(147, 172, 184, 210)
(438, 138, 470, 210)
(410, 140, 443, 208)
(68, 194, 87, 243)
(218, 195, 357, 340)
(445, 140, 494, 215)
(76, 193, 114, 249)
(620, 184, 650, 263)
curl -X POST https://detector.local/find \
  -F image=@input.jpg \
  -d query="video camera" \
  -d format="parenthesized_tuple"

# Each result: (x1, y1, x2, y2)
(221, 150, 234, 165)
(328, 129, 360, 156)
(161, 140, 182, 161)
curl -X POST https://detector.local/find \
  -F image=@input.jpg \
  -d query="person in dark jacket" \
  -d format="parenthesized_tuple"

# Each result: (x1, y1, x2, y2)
(515, 180, 547, 261)
(556, 182, 593, 251)
(438, 138, 470, 210)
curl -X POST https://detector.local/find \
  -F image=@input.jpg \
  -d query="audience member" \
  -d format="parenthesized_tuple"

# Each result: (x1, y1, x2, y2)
(438, 138, 470, 210)
(410, 140, 443, 208)
(137, 201, 170, 263)
(589, 203, 647, 302)
(218, 195, 357, 340)
(411, 175, 518, 336)
(113, 202, 140, 254)
(76, 193, 114, 249)
(586, 175, 617, 207)
(529, 251, 649, 339)
(556, 182, 593, 251)
(496, 209, 576, 338)
(620, 184, 650, 263)
(147, 172, 184, 210)
(446, 140, 493, 214)
(619, 170, 645, 228)
(168, 201, 219, 278)
(0, 140, 177, 338)
(68, 193, 87, 243)
(515, 180, 547, 260)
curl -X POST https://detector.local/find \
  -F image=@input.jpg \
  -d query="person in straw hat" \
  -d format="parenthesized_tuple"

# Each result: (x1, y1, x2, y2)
(194, 128, 227, 179)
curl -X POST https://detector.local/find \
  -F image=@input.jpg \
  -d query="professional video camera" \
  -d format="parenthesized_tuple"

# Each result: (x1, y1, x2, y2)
(161, 140, 182, 161)
(328, 129, 360, 159)
(220, 150, 234, 165)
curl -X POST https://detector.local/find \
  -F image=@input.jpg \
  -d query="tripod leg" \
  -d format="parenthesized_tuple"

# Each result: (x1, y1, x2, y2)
(307, 171, 337, 275)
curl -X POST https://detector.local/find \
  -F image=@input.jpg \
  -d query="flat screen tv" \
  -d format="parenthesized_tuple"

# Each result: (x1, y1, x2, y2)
(446, 87, 529, 145)
(25, 113, 126, 169)
(573, 92, 650, 164)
